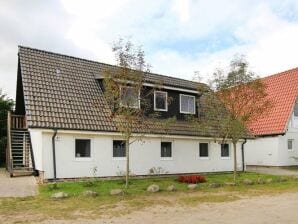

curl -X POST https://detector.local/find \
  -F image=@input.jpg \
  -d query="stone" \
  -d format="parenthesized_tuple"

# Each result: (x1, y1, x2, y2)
(293, 176, 298, 181)
(167, 185, 176, 191)
(147, 184, 160, 193)
(243, 179, 254, 185)
(51, 192, 69, 199)
(277, 176, 287, 182)
(187, 184, 198, 190)
(266, 178, 273, 184)
(225, 182, 236, 186)
(110, 189, 124, 196)
(257, 177, 265, 184)
(209, 183, 222, 188)
(83, 190, 98, 197)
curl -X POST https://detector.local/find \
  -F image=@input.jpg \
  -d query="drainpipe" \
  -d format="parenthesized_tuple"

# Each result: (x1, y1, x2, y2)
(241, 138, 247, 172)
(52, 129, 57, 179)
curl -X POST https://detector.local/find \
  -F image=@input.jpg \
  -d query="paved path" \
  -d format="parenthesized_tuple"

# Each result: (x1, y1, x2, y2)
(247, 166, 298, 176)
(0, 168, 38, 197)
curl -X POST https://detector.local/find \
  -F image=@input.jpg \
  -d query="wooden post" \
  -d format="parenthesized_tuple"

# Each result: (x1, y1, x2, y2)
(6, 111, 11, 172)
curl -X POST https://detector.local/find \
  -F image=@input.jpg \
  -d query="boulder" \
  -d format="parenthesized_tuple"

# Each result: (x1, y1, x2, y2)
(266, 178, 273, 184)
(225, 182, 236, 186)
(209, 183, 222, 188)
(277, 176, 287, 182)
(187, 184, 198, 190)
(167, 185, 176, 192)
(147, 184, 160, 193)
(83, 190, 98, 197)
(257, 177, 265, 184)
(110, 189, 124, 196)
(243, 179, 254, 185)
(51, 192, 69, 199)
(293, 176, 298, 181)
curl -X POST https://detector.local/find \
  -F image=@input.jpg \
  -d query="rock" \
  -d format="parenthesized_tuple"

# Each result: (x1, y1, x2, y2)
(257, 177, 265, 184)
(167, 185, 176, 191)
(187, 184, 198, 190)
(147, 184, 160, 193)
(277, 176, 287, 182)
(83, 190, 98, 197)
(225, 182, 236, 186)
(51, 192, 69, 199)
(293, 176, 298, 181)
(266, 178, 273, 184)
(243, 179, 254, 185)
(209, 183, 222, 188)
(110, 189, 124, 196)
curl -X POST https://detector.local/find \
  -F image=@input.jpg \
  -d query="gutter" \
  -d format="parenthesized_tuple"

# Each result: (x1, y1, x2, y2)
(241, 138, 247, 172)
(52, 129, 57, 179)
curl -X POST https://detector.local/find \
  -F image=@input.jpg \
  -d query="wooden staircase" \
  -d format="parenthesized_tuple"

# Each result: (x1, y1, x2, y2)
(6, 112, 36, 177)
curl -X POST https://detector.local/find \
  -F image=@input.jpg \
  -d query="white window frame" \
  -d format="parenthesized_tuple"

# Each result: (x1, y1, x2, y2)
(199, 142, 210, 160)
(74, 138, 93, 162)
(160, 141, 173, 160)
(154, 91, 168, 112)
(220, 143, 230, 159)
(288, 139, 294, 151)
(112, 139, 127, 160)
(179, 94, 196, 114)
(119, 86, 140, 109)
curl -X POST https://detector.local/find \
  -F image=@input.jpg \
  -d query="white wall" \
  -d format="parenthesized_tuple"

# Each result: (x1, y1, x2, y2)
(277, 132, 298, 166)
(33, 130, 243, 179)
(28, 129, 43, 170)
(245, 137, 279, 166)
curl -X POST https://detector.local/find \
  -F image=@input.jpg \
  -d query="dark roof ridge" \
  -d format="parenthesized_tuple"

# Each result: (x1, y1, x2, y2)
(18, 45, 202, 87)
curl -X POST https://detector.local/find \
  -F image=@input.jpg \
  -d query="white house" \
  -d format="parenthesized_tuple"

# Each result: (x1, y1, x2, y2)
(245, 68, 298, 168)
(6, 46, 244, 180)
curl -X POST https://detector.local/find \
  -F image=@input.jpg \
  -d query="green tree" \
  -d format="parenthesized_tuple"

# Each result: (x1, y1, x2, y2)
(195, 55, 271, 182)
(0, 89, 14, 166)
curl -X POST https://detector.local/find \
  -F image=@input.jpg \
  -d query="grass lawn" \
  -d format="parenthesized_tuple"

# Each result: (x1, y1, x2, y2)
(0, 172, 298, 222)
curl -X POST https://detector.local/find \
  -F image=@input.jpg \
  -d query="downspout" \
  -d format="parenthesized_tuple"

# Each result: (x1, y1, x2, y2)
(52, 129, 57, 179)
(241, 138, 247, 172)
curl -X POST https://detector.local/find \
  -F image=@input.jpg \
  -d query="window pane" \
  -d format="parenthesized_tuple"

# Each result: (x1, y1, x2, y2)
(161, 142, 172, 157)
(113, 140, 126, 157)
(288, 139, 293, 150)
(75, 139, 91, 158)
(120, 87, 139, 108)
(180, 95, 195, 114)
(155, 91, 167, 110)
(294, 103, 298, 116)
(221, 144, 229, 157)
(199, 143, 209, 157)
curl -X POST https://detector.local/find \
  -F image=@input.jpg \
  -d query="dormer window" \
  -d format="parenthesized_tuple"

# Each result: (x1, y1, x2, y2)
(154, 91, 168, 111)
(120, 86, 140, 108)
(180, 94, 195, 114)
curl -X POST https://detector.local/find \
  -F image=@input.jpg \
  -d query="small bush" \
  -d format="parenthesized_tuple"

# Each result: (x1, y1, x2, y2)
(178, 175, 206, 184)
(47, 182, 59, 191)
(82, 180, 96, 187)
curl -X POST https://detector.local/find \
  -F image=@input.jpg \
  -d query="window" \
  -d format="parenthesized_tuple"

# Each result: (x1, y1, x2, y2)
(180, 94, 195, 114)
(294, 103, 298, 117)
(120, 86, 140, 108)
(154, 91, 168, 111)
(161, 142, 172, 158)
(288, 139, 294, 151)
(75, 139, 91, 158)
(113, 140, 126, 157)
(221, 144, 230, 158)
(199, 143, 209, 158)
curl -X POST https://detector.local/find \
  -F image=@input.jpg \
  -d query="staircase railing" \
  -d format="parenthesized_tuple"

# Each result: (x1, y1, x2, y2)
(11, 114, 27, 129)
(6, 111, 12, 173)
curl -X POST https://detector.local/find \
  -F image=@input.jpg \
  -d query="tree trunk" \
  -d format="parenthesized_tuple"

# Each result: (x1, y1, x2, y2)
(125, 138, 130, 188)
(233, 141, 237, 182)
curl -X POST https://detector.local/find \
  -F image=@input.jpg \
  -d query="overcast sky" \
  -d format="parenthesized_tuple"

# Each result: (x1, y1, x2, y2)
(1, 0, 298, 98)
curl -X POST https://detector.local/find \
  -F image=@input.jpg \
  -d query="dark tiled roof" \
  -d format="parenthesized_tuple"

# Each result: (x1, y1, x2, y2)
(18, 46, 215, 137)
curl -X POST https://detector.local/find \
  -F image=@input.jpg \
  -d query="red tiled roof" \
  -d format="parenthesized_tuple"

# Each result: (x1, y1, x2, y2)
(248, 67, 298, 136)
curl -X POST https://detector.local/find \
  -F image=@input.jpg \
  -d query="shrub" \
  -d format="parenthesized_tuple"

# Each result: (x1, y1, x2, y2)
(47, 182, 59, 191)
(178, 175, 206, 184)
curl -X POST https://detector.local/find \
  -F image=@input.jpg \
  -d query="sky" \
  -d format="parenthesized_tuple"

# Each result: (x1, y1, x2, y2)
(1, 0, 298, 98)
